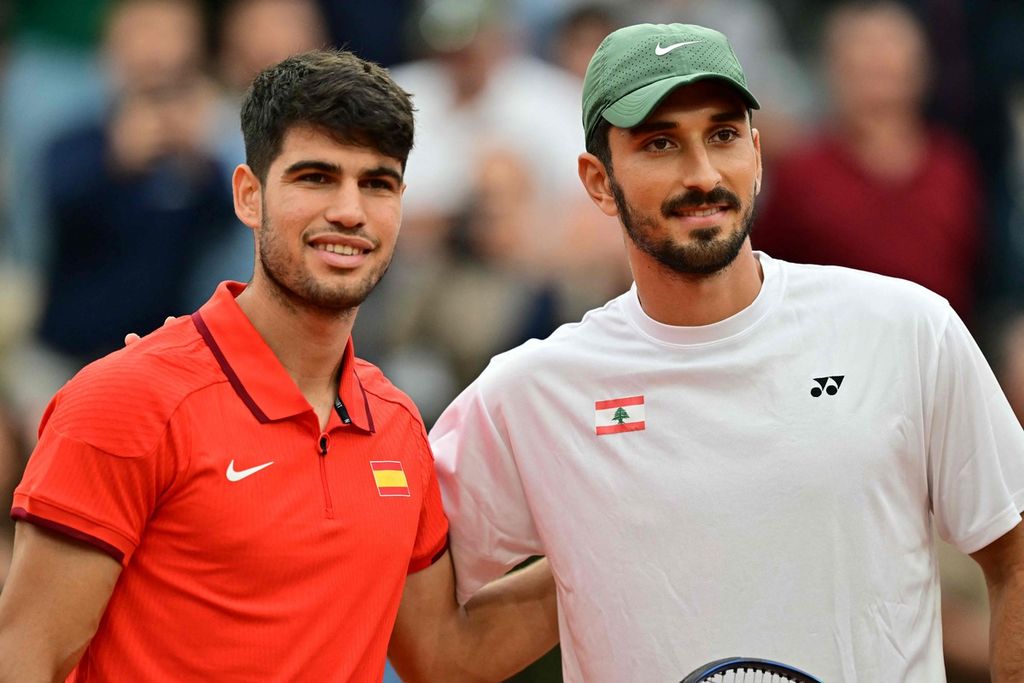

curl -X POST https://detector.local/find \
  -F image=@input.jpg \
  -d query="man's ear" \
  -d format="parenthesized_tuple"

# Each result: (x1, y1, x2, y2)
(233, 164, 262, 230)
(578, 153, 619, 218)
(752, 127, 763, 196)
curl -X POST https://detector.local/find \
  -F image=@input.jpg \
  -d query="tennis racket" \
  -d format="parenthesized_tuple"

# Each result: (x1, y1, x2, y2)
(681, 657, 823, 683)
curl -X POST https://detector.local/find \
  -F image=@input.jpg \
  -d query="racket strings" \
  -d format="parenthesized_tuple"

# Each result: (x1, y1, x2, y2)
(700, 671, 804, 683)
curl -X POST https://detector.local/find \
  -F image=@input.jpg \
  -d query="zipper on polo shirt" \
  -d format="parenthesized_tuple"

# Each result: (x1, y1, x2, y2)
(317, 432, 335, 518)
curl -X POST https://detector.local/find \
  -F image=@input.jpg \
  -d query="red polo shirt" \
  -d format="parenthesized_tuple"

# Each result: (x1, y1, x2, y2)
(12, 282, 449, 682)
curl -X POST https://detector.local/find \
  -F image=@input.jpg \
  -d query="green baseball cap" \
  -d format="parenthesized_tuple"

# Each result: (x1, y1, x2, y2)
(582, 23, 760, 144)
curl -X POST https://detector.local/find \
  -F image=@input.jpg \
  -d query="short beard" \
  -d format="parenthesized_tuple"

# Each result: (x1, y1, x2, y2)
(611, 175, 753, 277)
(256, 208, 390, 315)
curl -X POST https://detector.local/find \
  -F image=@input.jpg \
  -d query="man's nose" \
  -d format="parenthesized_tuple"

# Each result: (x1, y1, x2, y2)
(324, 180, 367, 228)
(678, 145, 723, 194)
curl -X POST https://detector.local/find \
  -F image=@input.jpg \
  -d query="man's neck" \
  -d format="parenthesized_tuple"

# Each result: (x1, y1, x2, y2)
(236, 280, 356, 428)
(629, 242, 764, 327)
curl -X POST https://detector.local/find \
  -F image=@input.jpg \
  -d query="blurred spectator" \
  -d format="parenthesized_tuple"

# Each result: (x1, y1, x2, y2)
(1, 0, 108, 270)
(215, 0, 327, 96)
(315, 0, 415, 68)
(2, 0, 232, 440)
(543, 2, 624, 80)
(391, 0, 583, 245)
(754, 0, 983, 322)
(994, 80, 1024, 431)
(183, 0, 328, 306)
(34, 0, 228, 361)
(969, 3, 1024, 308)
(102, 0, 204, 90)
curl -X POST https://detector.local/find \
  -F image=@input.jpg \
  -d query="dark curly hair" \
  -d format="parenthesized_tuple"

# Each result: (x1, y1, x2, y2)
(240, 49, 415, 181)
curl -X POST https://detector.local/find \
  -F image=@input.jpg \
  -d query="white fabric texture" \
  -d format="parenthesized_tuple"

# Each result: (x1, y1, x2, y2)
(430, 253, 1024, 683)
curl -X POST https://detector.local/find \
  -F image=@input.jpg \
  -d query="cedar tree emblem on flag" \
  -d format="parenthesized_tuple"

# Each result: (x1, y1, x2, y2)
(370, 461, 411, 496)
(594, 395, 646, 435)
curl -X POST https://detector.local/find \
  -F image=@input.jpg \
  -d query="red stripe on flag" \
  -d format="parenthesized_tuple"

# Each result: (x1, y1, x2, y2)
(378, 486, 410, 496)
(371, 461, 403, 471)
(596, 421, 646, 435)
(595, 395, 644, 410)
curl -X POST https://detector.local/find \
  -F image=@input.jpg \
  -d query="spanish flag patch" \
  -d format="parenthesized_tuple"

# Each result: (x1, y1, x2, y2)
(370, 461, 411, 497)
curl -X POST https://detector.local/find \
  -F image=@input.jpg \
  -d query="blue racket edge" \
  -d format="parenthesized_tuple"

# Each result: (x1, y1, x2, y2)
(681, 656, 824, 683)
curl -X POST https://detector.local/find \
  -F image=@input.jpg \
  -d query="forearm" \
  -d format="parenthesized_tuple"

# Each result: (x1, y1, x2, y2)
(0, 635, 84, 683)
(0, 638, 49, 683)
(988, 570, 1024, 681)
(451, 558, 559, 680)
(0, 524, 120, 683)
(389, 555, 559, 683)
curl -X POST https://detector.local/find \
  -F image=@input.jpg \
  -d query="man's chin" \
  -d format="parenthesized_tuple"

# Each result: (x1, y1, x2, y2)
(302, 266, 388, 308)
(303, 284, 374, 312)
(662, 256, 735, 277)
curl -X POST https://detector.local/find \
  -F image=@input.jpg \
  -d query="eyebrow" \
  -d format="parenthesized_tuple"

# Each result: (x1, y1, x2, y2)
(628, 108, 749, 136)
(283, 160, 341, 176)
(364, 165, 404, 184)
(282, 160, 404, 183)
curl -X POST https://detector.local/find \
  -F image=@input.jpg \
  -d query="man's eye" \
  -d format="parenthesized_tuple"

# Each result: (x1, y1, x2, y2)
(646, 138, 674, 151)
(364, 178, 397, 191)
(300, 173, 329, 184)
(712, 129, 739, 143)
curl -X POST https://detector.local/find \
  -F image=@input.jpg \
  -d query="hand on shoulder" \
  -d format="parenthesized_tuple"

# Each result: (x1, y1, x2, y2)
(124, 316, 178, 346)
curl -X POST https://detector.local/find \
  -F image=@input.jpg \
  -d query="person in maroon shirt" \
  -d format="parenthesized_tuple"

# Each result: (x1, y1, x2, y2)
(754, 0, 982, 321)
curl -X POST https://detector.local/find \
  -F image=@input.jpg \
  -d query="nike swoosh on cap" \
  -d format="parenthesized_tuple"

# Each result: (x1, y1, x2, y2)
(226, 459, 275, 482)
(654, 40, 704, 56)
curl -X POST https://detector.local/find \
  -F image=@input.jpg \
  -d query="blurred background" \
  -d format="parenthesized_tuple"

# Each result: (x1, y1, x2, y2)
(0, 0, 1021, 681)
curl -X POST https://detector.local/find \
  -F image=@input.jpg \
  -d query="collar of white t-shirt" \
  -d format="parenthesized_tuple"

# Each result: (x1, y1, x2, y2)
(622, 251, 784, 346)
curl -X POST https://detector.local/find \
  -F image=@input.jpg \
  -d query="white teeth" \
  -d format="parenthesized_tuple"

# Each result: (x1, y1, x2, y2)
(678, 207, 720, 218)
(316, 243, 363, 255)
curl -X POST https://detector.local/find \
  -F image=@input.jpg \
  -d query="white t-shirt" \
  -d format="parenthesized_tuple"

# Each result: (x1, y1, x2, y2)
(430, 253, 1024, 683)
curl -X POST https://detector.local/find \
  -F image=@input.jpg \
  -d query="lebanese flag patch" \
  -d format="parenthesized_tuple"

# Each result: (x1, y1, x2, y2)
(595, 395, 646, 435)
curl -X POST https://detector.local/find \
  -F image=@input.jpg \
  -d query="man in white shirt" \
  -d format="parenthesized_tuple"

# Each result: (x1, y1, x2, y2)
(430, 22, 1024, 682)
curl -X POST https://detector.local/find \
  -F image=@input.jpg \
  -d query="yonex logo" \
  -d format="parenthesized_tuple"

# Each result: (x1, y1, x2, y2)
(654, 40, 703, 56)
(810, 376, 844, 397)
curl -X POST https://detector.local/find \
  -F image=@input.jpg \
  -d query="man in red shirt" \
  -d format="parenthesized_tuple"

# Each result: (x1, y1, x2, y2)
(0, 50, 556, 682)
(753, 1, 982, 320)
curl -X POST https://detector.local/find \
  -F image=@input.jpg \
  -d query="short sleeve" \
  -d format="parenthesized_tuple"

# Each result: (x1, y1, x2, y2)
(929, 309, 1024, 554)
(11, 391, 185, 565)
(430, 378, 543, 604)
(407, 432, 450, 574)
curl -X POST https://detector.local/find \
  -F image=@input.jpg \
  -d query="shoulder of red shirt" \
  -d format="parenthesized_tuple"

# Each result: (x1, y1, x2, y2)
(40, 316, 221, 456)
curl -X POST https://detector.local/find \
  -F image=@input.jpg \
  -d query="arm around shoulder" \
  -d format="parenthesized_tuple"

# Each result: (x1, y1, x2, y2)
(388, 551, 558, 682)
(0, 523, 122, 683)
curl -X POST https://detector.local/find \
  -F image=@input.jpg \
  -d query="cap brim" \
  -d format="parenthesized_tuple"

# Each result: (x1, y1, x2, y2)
(602, 74, 761, 130)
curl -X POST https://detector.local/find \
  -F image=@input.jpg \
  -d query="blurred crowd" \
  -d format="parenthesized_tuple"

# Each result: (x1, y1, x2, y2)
(0, 1, 1022, 681)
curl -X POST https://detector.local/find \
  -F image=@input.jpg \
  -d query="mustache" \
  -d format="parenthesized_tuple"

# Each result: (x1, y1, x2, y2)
(661, 186, 741, 218)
